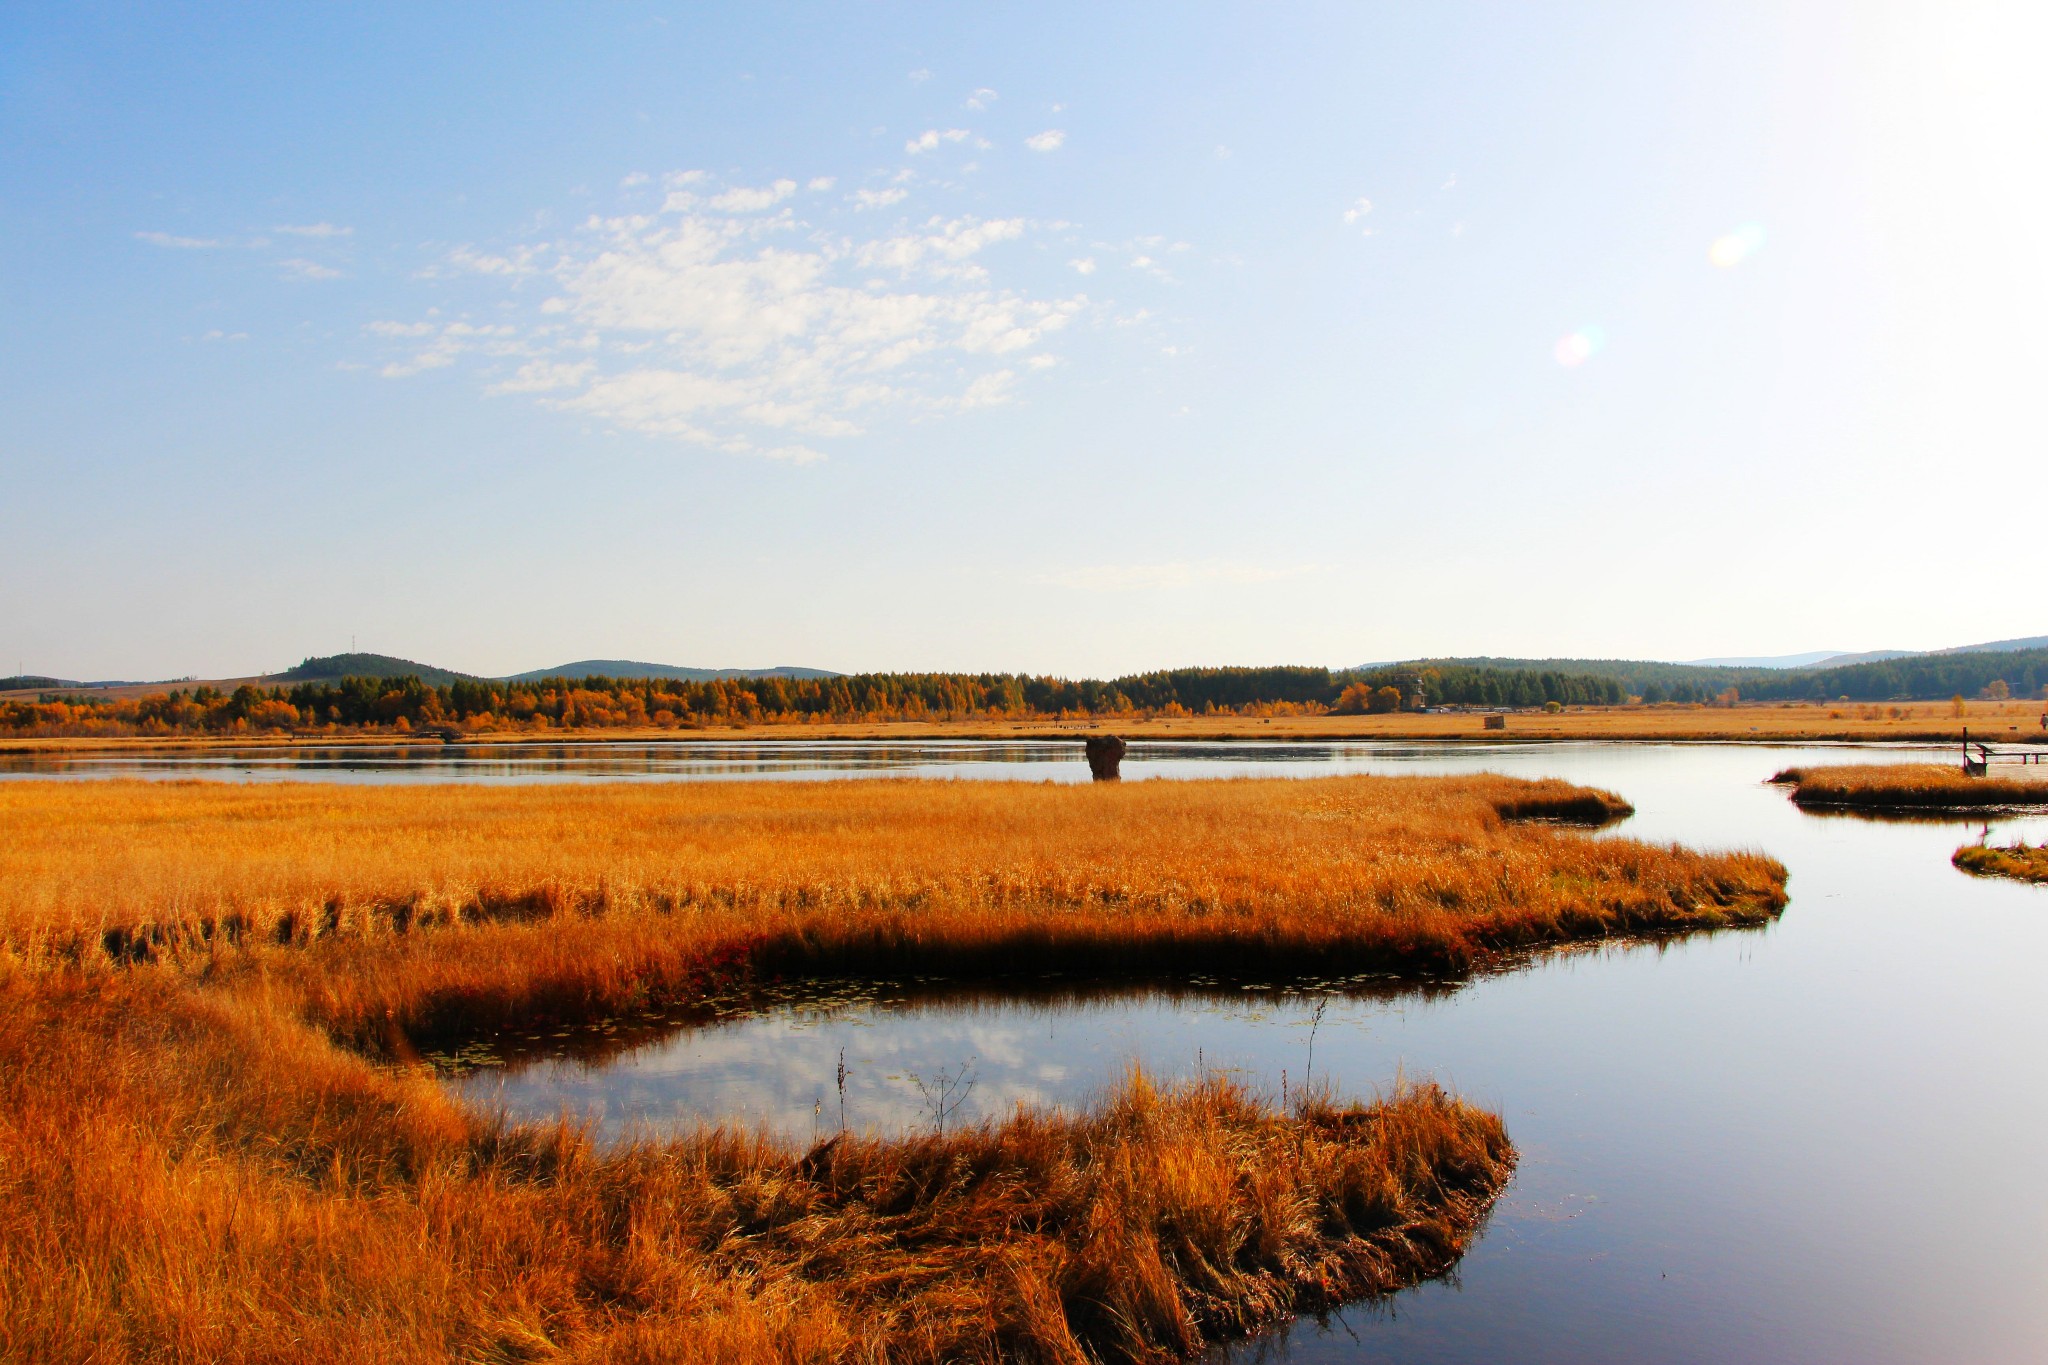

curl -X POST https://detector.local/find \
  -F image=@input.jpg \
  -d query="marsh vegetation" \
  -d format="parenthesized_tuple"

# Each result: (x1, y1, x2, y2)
(0, 771, 1792, 1361)
(1952, 841, 2048, 884)
(1774, 763, 2048, 811)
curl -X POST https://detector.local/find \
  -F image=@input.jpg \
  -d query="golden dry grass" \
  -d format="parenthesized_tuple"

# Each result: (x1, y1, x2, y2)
(0, 773, 1784, 1362)
(0, 776, 1783, 1049)
(1952, 842, 2048, 884)
(0, 967, 1513, 1365)
(1775, 763, 2048, 810)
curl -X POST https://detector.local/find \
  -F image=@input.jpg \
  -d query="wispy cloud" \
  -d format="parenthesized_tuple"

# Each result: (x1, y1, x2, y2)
(280, 258, 343, 280)
(1025, 129, 1066, 152)
(966, 87, 998, 110)
(368, 172, 1088, 462)
(1033, 561, 1320, 591)
(275, 222, 352, 238)
(906, 128, 970, 154)
(371, 320, 519, 378)
(707, 179, 797, 212)
(135, 231, 224, 249)
(1342, 197, 1372, 226)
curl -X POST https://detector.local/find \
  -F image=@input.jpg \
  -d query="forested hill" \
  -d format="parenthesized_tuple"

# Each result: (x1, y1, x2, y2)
(1369, 649, 2048, 704)
(1745, 647, 2047, 704)
(269, 654, 479, 686)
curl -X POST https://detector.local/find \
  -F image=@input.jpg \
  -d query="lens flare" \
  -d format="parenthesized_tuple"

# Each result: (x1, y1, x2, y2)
(1709, 223, 1766, 267)
(1553, 324, 1605, 367)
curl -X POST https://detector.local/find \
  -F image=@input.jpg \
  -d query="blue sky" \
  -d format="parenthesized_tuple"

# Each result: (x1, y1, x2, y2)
(3, 2, 2043, 680)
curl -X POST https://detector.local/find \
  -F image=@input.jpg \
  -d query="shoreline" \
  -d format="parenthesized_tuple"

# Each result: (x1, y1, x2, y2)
(4, 705, 2045, 755)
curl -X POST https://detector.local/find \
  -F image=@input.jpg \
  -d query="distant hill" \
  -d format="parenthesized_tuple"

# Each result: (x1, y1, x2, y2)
(503, 659, 843, 683)
(1683, 651, 1848, 670)
(1927, 634, 2048, 658)
(1807, 649, 1915, 668)
(268, 653, 478, 686)
(1761, 636, 2048, 670)
(0, 675, 79, 691)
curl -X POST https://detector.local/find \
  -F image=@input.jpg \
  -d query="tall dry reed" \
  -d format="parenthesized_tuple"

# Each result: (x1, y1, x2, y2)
(0, 775, 1783, 1047)
(1776, 764, 2048, 810)
(0, 773, 1785, 1361)
(0, 966, 1510, 1365)
(1952, 842, 2048, 884)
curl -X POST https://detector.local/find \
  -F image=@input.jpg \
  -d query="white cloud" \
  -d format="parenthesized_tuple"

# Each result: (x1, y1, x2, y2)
(135, 231, 223, 249)
(966, 88, 998, 110)
(275, 222, 352, 238)
(445, 244, 547, 277)
(1025, 129, 1065, 152)
(807, 176, 836, 191)
(708, 179, 797, 212)
(280, 258, 342, 280)
(1069, 257, 1096, 275)
(620, 172, 651, 188)
(852, 187, 909, 211)
(1035, 561, 1319, 591)
(370, 173, 1086, 461)
(489, 359, 596, 394)
(906, 128, 970, 154)
(1342, 197, 1372, 225)
(908, 68, 932, 82)
(372, 320, 522, 377)
(199, 329, 248, 342)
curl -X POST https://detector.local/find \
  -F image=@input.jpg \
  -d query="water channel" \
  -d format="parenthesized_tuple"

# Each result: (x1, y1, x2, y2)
(17, 738, 2048, 1361)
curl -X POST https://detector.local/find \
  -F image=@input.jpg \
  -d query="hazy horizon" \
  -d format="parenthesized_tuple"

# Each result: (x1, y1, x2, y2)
(6, 2, 2044, 679)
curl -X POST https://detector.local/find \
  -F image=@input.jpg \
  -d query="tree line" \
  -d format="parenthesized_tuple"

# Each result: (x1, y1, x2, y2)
(7, 650, 2041, 737)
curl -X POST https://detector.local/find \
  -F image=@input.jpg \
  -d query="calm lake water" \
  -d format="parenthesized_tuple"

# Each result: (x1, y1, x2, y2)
(25, 738, 2048, 1361)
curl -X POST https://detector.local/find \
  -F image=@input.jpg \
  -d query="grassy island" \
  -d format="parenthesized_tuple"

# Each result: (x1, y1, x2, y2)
(1774, 763, 2048, 812)
(0, 774, 1785, 1362)
(1953, 842, 2048, 885)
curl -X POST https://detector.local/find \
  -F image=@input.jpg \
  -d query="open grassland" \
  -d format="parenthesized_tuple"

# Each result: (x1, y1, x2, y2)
(1953, 842, 2048, 884)
(4, 698, 2046, 751)
(0, 775, 1783, 1362)
(1774, 763, 2048, 811)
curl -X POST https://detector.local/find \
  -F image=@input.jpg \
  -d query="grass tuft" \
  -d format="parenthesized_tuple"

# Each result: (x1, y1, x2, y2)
(1781, 764, 2048, 811)
(1952, 842, 2048, 884)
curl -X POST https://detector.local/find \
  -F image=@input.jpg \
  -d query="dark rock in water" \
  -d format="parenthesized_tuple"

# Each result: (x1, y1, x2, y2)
(1084, 734, 1127, 781)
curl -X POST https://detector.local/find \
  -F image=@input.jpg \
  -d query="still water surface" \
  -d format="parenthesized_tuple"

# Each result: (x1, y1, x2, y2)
(24, 738, 2048, 1361)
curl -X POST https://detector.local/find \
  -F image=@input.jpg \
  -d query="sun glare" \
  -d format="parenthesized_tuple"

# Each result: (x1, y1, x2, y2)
(1553, 324, 1606, 367)
(1708, 223, 1766, 268)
